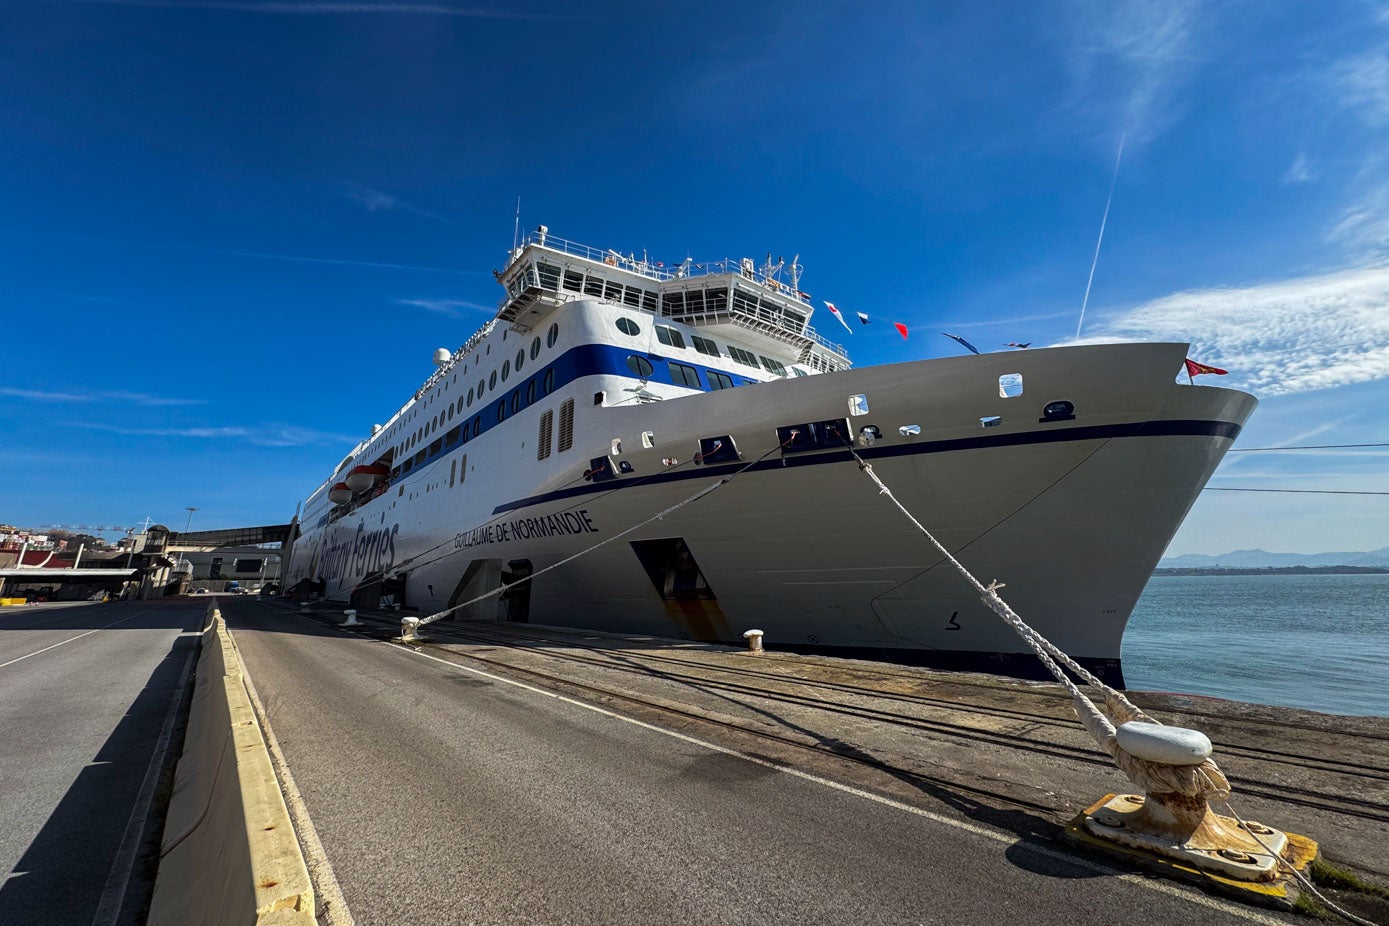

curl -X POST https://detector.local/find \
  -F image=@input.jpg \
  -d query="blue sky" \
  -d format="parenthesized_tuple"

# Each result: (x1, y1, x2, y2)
(2, 0, 1387, 555)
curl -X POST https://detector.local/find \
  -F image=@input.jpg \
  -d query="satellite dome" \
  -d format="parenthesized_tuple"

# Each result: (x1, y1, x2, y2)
(433, 348, 452, 367)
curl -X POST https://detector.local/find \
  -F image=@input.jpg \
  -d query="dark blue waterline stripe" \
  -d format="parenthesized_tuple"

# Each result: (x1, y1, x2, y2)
(490, 418, 1243, 515)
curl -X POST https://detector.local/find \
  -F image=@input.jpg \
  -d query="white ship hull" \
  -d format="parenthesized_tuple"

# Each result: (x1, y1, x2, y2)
(286, 238, 1255, 686)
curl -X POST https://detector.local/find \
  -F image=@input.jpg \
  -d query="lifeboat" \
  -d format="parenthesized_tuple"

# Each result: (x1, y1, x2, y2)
(345, 463, 390, 493)
(328, 482, 353, 505)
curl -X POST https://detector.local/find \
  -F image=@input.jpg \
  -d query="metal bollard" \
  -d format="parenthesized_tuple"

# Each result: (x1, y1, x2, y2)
(742, 629, 764, 653)
(400, 616, 421, 642)
(342, 609, 360, 627)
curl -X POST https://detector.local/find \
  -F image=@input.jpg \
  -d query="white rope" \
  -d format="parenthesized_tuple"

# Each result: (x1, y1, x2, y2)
(850, 451, 1229, 799)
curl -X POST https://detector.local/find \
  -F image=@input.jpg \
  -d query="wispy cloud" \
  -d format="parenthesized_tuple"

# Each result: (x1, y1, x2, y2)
(344, 184, 452, 223)
(1, 387, 203, 406)
(1061, 0, 1200, 145)
(74, 422, 357, 446)
(396, 297, 493, 318)
(1333, 48, 1389, 126)
(52, 0, 556, 18)
(1327, 176, 1389, 262)
(1077, 267, 1389, 396)
(1282, 152, 1317, 185)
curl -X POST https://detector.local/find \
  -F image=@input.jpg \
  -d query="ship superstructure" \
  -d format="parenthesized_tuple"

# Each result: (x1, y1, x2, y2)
(286, 227, 1256, 685)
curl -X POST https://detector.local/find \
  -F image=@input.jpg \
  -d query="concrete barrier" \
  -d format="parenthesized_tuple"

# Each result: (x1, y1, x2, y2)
(148, 607, 315, 926)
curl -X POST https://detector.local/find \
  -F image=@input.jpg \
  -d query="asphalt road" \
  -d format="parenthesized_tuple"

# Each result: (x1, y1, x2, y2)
(224, 598, 1293, 926)
(0, 598, 203, 926)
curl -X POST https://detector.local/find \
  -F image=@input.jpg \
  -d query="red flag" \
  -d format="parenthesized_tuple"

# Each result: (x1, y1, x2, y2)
(1183, 359, 1228, 378)
(893, 323, 908, 340)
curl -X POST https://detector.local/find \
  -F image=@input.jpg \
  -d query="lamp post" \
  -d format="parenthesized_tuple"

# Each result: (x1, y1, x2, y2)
(184, 507, 198, 533)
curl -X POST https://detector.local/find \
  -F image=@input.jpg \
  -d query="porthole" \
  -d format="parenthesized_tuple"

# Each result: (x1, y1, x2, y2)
(447, 405, 454, 421)
(496, 400, 506, 423)
(627, 355, 654, 377)
(530, 338, 541, 360)
(510, 392, 520, 414)
(526, 379, 536, 404)
(455, 397, 464, 414)
(544, 369, 555, 395)
(547, 323, 559, 348)
(617, 317, 640, 337)
(466, 387, 474, 407)
(489, 370, 498, 390)
(515, 348, 525, 372)
(501, 359, 511, 382)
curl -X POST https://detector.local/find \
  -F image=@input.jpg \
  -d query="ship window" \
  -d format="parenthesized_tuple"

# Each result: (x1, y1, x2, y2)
(627, 355, 654, 378)
(450, 458, 456, 488)
(728, 346, 759, 368)
(461, 420, 470, 441)
(706, 288, 728, 311)
(537, 262, 561, 290)
(655, 325, 685, 349)
(641, 291, 658, 312)
(684, 290, 704, 314)
(759, 356, 787, 377)
(467, 387, 474, 407)
(543, 368, 555, 395)
(616, 317, 640, 336)
(473, 414, 482, 435)
(562, 269, 584, 292)
(604, 281, 624, 301)
(515, 348, 525, 372)
(497, 400, 506, 423)
(792, 368, 809, 377)
(530, 337, 541, 360)
(526, 378, 537, 405)
(446, 425, 460, 444)
(848, 394, 870, 416)
(669, 362, 701, 389)
(477, 378, 485, 398)
(981, 415, 1002, 428)
(501, 359, 510, 382)
(402, 459, 413, 474)
(455, 397, 464, 414)
(623, 287, 642, 307)
(583, 276, 604, 297)
(489, 370, 498, 390)
(999, 373, 1023, 398)
(548, 323, 559, 348)
(708, 371, 735, 391)
(459, 454, 467, 483)
(537, 409, 553, 460)
(558, 398, 575, 452)
(414, 449, 426, 465)
(691, 335, 720, 357)
(663, 292, 684, 313)
(510, 392, 520, 414)
(447, 406, 454, 421)
(430, 437, 442, 455)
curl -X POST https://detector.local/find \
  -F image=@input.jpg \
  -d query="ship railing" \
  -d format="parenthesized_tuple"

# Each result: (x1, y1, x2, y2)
(413, 319, 495, 401)
(514, 230, 813, 306)
(671, 301, 848, 361)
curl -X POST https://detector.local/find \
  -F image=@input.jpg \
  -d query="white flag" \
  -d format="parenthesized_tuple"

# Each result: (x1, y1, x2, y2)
(824, 301, 853, 334)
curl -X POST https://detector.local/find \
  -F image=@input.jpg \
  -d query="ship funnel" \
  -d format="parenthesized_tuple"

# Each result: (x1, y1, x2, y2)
(433, 348, 452, 367)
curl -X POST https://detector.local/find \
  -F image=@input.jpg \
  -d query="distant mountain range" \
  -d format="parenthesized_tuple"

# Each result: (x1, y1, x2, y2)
(1159, 547, 1389, 569)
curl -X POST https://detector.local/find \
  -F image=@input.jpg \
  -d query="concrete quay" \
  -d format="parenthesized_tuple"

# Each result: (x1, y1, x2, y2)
(220, 597, 1388, 925)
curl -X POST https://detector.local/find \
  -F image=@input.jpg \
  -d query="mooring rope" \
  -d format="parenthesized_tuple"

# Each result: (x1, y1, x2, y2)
(843, 444, 1230, 799)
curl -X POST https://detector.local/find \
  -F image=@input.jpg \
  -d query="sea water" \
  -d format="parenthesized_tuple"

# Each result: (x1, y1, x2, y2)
(1123, 574, 1389, 718)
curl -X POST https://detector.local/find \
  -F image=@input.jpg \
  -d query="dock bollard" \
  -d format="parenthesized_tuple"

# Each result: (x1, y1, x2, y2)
(400, 616, 421, 642)
(742, 629, 764, 654)
(342, 609, 360, 627)
(1078, 721, 1298, 881)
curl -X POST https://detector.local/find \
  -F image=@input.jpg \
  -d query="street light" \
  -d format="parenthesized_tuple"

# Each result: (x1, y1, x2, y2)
(184, 507, 198, 533)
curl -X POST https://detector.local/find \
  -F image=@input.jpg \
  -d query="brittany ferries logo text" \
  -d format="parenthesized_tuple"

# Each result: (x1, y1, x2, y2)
(455, 510, 597, 550)
(323, 521, 399, 580)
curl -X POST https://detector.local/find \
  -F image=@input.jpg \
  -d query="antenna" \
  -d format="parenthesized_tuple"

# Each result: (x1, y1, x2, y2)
(512, 196, 521, 253)
(1076, 133, 1126, 340)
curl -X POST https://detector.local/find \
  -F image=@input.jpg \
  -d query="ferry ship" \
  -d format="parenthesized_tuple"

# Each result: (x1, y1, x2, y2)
(284, 227, 1257, 685)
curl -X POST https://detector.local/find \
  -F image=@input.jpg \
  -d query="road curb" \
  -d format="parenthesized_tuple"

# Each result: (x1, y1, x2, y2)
(147, 603, 315, 925)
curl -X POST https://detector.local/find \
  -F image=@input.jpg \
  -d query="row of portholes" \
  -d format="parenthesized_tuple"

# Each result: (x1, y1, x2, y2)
(391, 323, 560, 462)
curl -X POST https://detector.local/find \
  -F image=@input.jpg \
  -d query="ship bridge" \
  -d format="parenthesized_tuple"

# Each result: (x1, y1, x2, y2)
(495, 228, 852, 373)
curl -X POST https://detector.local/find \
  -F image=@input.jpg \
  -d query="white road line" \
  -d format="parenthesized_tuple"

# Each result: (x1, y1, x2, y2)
(389, 640, 1288, 926)
(90, 647, 196, 926)
(236, 632, 357, 926)
(0, 612, 149, 670)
